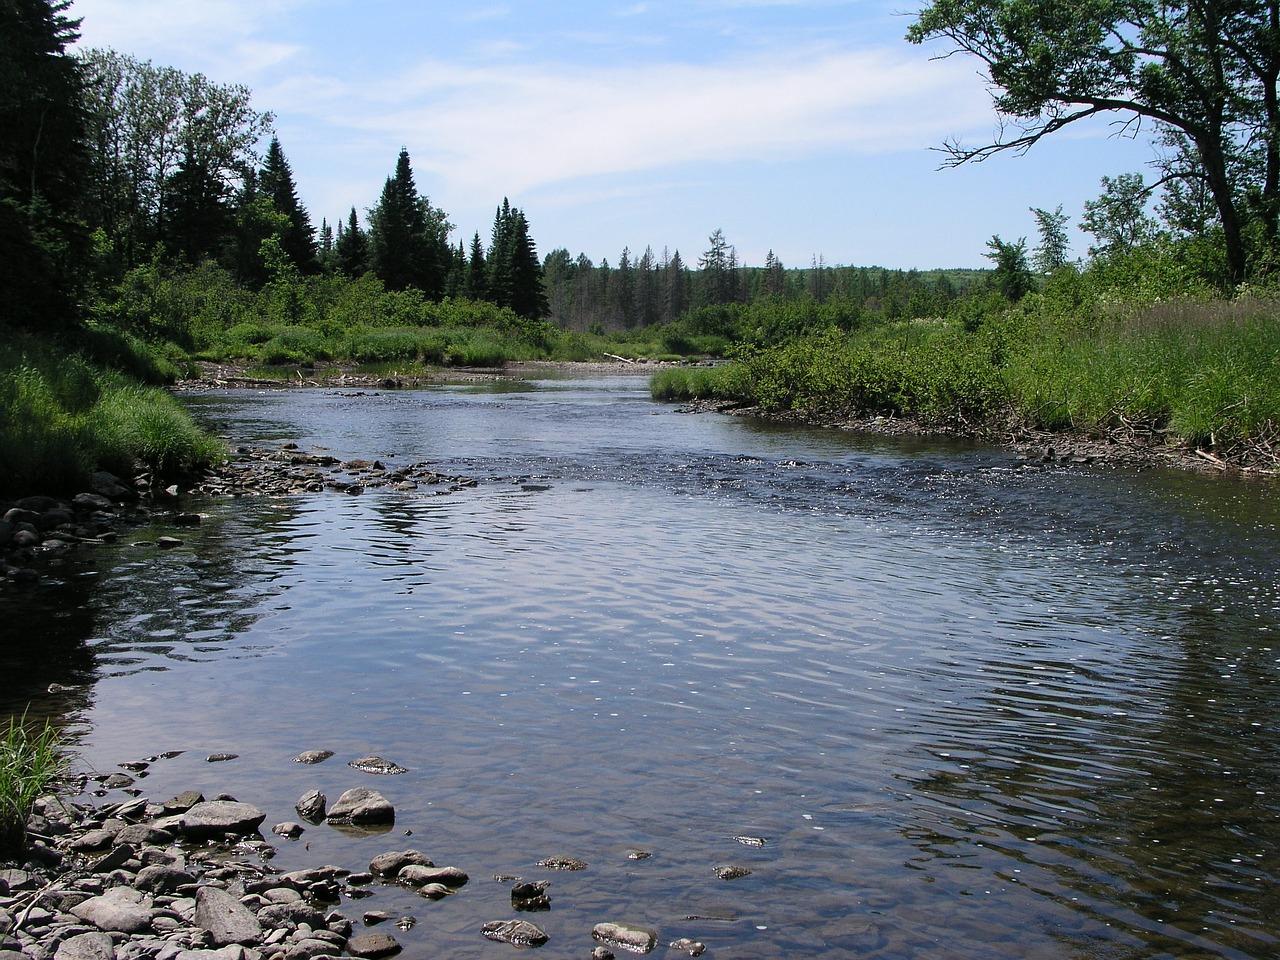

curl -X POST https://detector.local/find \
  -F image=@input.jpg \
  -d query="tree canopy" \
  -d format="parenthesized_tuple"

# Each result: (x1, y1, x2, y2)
(908, 0, 1280, 285)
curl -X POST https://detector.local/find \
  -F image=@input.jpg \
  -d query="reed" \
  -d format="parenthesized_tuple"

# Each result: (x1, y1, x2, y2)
(0, 713, 70, 860)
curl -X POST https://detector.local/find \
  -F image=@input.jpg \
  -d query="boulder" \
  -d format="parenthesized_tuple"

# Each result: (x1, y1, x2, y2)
(52, 932, 115, 960)
(592, 922, 657, 955)
(294, 790, 326, 822)
(368, 851, 434, 879)
(325, 788, 393, 825)
(397, 865, 467, 889)
(134, 864, 196, 894)
(346, 933, 401, 958)
(482, 919, 549, 947)
(70, 886, 154, 934)
(174, 800, 265, 839)
(194, 886, 262, 946)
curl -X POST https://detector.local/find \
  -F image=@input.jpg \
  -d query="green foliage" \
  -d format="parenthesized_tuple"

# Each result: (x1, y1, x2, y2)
(0, 713, 70, 860)
(86, 384, 225, 478)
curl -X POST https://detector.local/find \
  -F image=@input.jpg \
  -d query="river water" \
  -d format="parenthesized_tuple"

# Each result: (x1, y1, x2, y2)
(4, 372, 1279, 959)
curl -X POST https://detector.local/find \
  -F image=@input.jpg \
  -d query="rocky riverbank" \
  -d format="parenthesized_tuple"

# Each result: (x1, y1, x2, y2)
(0, 755, 715, 959)
(1, 444, 480, 590)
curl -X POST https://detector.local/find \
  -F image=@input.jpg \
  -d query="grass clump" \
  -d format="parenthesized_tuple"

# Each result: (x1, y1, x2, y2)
(0, 714, 70, 861)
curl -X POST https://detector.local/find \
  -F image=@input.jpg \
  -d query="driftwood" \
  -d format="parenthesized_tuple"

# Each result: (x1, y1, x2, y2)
(1195, 448, 1229, 470)
(603, 353, 636, 364)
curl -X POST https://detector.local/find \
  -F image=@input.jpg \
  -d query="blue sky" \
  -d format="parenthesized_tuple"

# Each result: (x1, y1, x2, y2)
(69, 0, 1159, 271)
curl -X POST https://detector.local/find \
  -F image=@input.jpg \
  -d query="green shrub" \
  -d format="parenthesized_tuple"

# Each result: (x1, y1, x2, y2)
(87, 384, 225, 479)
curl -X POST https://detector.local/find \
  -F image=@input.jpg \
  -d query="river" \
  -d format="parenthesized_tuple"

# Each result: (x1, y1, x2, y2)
(3, 371, 1279, 959)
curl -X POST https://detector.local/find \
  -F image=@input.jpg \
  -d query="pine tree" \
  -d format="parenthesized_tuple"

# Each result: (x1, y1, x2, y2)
(259, 136, 317, 272)
(334, 206, 368, 278)
(368, 148, 451, 295)
(465, 232, 487, 300)
(0, 0, 90, 328)
(486, 198, 547, 319)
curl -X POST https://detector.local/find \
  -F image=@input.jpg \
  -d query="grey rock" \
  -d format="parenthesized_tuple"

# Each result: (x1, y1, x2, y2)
(346, 758, 406, 776)
(255, 903, 326, 932)
(70, 829, 119, 852)
(163, 791, 204, 813)
(367, 851, 433, 879)
(294, 791, 326, 823)
(591, 948, 616, 960)
(592, 922, 657, 955)
(89, 472, 133, 500)
(324, 789, 393, 825)
(271, 823, 304, 840)
(115, 823, 174, 847)
(70, 887, 154, 934)
(174, 801, 265, 839)
(481, 919, 548, 947)
(669, 939, 706, 956)
(290, 751, 333, 765)
(72, 493, 115, 513)
(194, 887, 262, 947)
(536, 856, 587, 871)
(714, 865, 752, 880)
(396, 866, 467, 889)
(53, 932, 115, 960)
(134, 865, 196, 894)
(345, 934, 400, 958)
(283, 939, 334, 960)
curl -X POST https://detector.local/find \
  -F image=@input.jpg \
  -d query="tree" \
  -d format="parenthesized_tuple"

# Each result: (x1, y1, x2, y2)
(259, 136, 316, 273)
(465, 232, 487, 300)
(334, 206, 368, 278)
(1080, 173, 1159, 259)
(985, 234, 1034, 300)
(1030, 204, 1071, 274)
(907, 1, 1280, 285)
(367, 147, 451, 295)
(486, 198, 548, 319)
(1, 0, 90, 328)
(698, 228, 734, 306)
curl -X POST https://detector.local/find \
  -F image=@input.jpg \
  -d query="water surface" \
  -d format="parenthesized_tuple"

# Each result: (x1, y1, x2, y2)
(4, 373, 1278, 959)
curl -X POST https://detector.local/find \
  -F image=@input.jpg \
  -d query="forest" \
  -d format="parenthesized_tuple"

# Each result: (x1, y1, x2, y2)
(3, 0, 1280, 498)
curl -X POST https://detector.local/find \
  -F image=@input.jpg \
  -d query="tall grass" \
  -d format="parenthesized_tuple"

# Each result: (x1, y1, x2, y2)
(0, 714, 70, 860)
(1, 334, 224, 497)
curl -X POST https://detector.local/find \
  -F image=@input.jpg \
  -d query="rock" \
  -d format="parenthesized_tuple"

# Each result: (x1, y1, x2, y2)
(291, 750, 334, 765)
(115, 823, 174, 846)
(481, 919, 549, 947)
(255, 902, 327, 931)
(173, 800, 266, 838)
(91, 842, 136, 874)
(101, 773, 135, 789)
(346, 933, 401, 958)
(134, 864, 196, 893)
(714, 865, 752, 880)
(592, 922, 657, 955)
(325, 788, 393, 825)
(156, 537, 183, 549)
(70, 828, 119, 851)
(536, 856, 587, 871)
(347, 757, 407, 776)
(53, 932, 115, 960)
(72, 492, 115, 513)
(294, 789, 326, 822)
(591, 948, 615, 960)
(195, 886, 262, 946)
(511, 880, 550, 912)
(163, 790, 204, 813)
(396, 865, 467, 889)
(70, 886, 155, 933)
(367, 851, 433, 879)
(670, 938, 706, 956)
(272, 822, 305, 839)
(90, 472, 134, 500)
(205, 753, 238, 763)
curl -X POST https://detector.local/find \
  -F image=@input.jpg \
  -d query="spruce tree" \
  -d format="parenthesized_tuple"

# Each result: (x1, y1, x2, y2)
(334, 206, 369, 278)
(0, 0, 90, 328)
(465, 232, 487, 300)
(368, 148, 451, 296)
(259, 136, 317, 272)
(486, 199, 547, 320)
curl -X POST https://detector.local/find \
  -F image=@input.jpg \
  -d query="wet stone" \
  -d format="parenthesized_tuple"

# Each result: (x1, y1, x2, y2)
(536, 856, 587, 871)
(481, 919, 549, 948)
(347, 757, 407, 776)
(714, 865, 752, 880)
(397, 865, 467, 889)
(592, 922, 657, 955)
(171, 800, 265, 839)
(670, 938, 706, 956)
(325, 788, 393, 825)
(346, 933, 401, 958)
(368, 851, 433, 879)
(291, 750, 334, 765)
(294, 789, 326, 822)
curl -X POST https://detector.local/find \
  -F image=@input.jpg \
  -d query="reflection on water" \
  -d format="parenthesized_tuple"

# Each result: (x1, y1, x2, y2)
(4, 376, 1279, 959)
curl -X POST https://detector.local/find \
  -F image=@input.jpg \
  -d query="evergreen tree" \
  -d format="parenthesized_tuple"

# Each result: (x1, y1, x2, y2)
(487, 198, 548, 319)
(465, 232, 487, 300)
(368, 148, 451, 295)
(334, 206, 368, 278)
(698, 229, 733, 306)
(1, 0, 90, 328)
(664, 250, 688, 322)
(985, 235, 1034, 301)
(761, 250, 786, 299)
(1030, 204, 1070, 274)
(259, 135, 316, 272)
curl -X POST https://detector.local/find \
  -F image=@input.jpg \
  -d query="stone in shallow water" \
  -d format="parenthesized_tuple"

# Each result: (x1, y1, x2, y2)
(714, 865, 752, 880)
(511, 880, 550, 912)
(481, 919, 549, 947)
(347, 933, 401, 958)
(397, 865, 468, 889)
(592, 922, 657, 955)
(369, 850, 435, 878)
(295, 789, 327, 822)
(535, 856, 587, 871)
(348, 756, 408, 775)
(292, 749, 334, 764)
(669, 938, 706, 956)
(326, 787, 394, 825)
(173, 800, 265, 838)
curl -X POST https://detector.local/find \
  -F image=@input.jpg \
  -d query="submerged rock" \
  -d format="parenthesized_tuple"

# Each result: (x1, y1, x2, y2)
(482, 919, 549, 947)
(369, 850, 434, 878)
(592, 922, 657, 955)
(292, 749, 335, 764)
(535, 856, 587, 871)
(670, 938, 706, 956)
(714, 865, 752, 880)
(348, 756, 408, 775)
(511, 879, 550, 912)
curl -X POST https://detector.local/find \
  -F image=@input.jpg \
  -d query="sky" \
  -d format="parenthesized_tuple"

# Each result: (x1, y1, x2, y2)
(68, 0, 1161, 271)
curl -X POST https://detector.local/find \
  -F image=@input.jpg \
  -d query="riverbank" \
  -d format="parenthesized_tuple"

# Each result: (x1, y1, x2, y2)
(0, 762, 676, 958)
